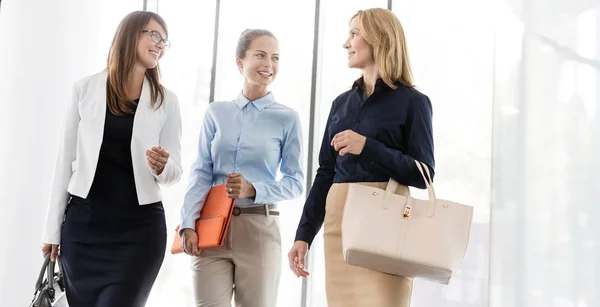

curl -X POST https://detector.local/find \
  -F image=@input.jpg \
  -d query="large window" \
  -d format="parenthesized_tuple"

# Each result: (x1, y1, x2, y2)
(11, 0, 600, 306)
(490, 2, 600, 306)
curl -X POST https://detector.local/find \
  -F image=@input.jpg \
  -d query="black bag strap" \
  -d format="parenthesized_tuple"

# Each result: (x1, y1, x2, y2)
(34, 254, 51, 291)
(35, 254, 64, 292)
(56, 255, 65, 277)
(46, 259, 56, 290)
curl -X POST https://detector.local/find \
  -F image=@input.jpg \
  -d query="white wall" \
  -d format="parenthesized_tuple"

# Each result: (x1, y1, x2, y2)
(0, 0, 140, 305)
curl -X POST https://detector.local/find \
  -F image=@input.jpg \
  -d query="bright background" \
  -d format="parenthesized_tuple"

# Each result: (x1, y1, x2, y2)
(1, 0, 599, 306)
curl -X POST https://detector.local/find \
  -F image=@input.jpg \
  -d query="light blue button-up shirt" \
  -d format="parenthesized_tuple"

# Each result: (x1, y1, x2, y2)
(180, 92, 305, 231)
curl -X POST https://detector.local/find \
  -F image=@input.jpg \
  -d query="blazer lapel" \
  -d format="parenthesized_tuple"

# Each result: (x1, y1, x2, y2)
(134, 76, 151, 126)
(96, 72, 108, 117)
(91, 71, 108, 145)
(138, 77, 151, 111)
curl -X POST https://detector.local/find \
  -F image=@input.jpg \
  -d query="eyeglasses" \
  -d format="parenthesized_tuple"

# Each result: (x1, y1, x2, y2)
(142, 30, 170, 50)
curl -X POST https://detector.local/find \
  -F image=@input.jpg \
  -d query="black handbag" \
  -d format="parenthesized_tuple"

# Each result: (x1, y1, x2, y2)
(29, 254, 68, 307)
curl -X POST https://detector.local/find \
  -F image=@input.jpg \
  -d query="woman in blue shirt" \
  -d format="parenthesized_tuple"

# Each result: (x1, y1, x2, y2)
(288, 8, 435, 307)
(179, 29, 304, 307)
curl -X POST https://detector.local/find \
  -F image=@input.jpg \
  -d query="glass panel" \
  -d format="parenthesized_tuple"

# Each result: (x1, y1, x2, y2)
(146, 1, 217, 306)
(213, 1, 317, 306)
(72, 1, 145, 74)
(146, 0, 159, 12)
(392, 0, 494, 306)
(490, 1, 600, 306)
(308, 1, 387, 306)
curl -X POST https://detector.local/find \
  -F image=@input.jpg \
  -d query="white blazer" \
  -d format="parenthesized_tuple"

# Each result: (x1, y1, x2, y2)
(43, 71, 183, 244)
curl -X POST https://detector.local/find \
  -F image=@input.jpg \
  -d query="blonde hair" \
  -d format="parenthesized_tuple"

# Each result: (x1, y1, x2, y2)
(351, 8, 414, 88)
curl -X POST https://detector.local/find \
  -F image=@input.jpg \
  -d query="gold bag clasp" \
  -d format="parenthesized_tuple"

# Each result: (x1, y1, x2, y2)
(403, 205, 412, 219)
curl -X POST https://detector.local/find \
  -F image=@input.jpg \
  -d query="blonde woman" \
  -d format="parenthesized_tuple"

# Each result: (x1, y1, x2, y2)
(288, 8, 434, 307)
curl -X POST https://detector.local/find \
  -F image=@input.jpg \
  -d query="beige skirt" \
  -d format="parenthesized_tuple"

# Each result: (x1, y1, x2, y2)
(324, 182, 413, 307)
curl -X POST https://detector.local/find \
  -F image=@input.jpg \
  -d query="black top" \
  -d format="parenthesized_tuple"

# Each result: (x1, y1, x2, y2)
(295, 78, 435, 246)
(87, 102, 140, 206)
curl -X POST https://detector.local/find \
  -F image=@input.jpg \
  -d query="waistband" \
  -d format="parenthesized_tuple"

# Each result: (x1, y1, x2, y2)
(233, 204, 279, 217)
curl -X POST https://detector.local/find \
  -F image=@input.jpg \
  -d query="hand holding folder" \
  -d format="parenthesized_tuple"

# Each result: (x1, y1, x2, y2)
(171, 184, 235, 254)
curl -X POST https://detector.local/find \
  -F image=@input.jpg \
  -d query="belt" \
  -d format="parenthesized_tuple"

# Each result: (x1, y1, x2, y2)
(232, 205, 279, 216)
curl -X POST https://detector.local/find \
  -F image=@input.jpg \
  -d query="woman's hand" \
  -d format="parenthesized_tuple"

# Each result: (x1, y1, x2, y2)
(288, 240, 310, 278)
(226, 173, 256, 199)
(331, 130, 367, 156)
(146, 146, 170, 175)
(182, 228, 200, 256)
(42, 244, 59, 262)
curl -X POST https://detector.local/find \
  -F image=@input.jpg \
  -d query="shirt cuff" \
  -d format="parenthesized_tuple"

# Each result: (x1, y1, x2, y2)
(179, 218, 197, 236)
(360, 137, 383, 161)
(251, 181, 266, 204)
(294, 229, 316, 248)
(42, 230, 61, 245)
(151, 162, 168, 179)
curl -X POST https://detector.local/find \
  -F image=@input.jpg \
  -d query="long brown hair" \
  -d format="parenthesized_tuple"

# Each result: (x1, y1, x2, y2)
(106, 11, 168, 115)
(352, 9, 414, 88)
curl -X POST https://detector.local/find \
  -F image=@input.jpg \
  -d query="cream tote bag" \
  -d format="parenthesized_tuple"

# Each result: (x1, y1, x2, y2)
(341, 160, 473, 284)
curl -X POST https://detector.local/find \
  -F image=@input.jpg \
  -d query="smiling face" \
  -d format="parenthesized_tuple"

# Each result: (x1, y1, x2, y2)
(236, 35, 280, 88)
(136, 18, 167, 70)
(343, 16, 375, 70)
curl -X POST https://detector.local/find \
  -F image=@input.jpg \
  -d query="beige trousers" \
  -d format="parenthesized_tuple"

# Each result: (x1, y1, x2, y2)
(190, 207, 281, 307)
(324, 182, 414, 307)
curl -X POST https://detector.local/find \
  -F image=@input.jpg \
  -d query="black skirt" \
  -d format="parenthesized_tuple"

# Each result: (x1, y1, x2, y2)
(60, 195, 166, 307)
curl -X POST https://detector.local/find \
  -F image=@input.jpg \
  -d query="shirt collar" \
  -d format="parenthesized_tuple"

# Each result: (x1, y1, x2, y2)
(235, 91, 276, 111)
(351, 76, 395, 93)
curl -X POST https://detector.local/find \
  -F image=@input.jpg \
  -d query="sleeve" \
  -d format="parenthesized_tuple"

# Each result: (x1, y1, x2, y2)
(252, 110, 305, 204)
(42, 84, 80, 244)
(151, 92, 183, 186)
(179, 106, 216, 234)
(359, 94, 435, 188)
(294, 102, 338, 248)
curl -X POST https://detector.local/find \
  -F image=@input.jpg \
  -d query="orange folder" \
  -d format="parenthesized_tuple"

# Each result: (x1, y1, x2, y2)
(170, 184, 235, 254)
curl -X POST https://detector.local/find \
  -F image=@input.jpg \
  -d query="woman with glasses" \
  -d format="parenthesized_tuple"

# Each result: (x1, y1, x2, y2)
(41, 11, 182, 307)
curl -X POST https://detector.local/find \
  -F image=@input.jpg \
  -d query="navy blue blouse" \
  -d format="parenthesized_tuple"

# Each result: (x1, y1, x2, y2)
(295, 78, 435, 246)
